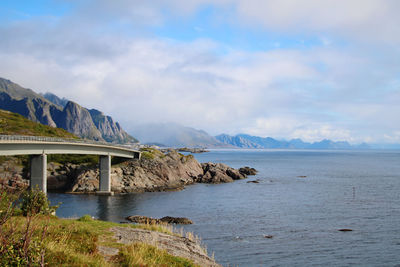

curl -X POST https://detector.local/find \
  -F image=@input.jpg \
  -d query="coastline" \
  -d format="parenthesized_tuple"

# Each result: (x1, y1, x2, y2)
(0, 148, 257, 194)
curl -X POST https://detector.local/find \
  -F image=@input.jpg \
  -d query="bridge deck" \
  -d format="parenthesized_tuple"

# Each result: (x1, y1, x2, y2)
(0, 135, 140, 158)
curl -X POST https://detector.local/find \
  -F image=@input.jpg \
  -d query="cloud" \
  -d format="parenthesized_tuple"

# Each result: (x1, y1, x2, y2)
(0, 0, 400, 143)
(66, 0, 400, 44)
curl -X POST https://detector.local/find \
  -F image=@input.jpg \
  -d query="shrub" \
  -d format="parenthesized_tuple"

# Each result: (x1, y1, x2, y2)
(20, 188, 58, 216)
(77, 214, 94, 222)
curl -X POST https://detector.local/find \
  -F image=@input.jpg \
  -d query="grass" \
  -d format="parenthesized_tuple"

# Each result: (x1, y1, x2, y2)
(140, 147, 166, 160)
(117, 242, 196, 267)
(2, 214, 199, 267)
(0, 109, 77, 138)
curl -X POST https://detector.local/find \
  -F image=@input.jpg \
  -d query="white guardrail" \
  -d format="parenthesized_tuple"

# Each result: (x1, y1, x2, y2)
(0, 135, 136, 150)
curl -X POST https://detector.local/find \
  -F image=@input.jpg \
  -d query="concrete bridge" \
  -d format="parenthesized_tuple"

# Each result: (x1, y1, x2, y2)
(0, 135, 141, 195)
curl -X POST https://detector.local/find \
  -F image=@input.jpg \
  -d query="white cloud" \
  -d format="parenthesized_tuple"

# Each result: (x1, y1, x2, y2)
(1, 0, 400, 143)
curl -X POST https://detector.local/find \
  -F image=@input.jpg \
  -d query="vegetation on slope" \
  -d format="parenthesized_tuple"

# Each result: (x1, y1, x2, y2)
(0, 109, 101, 165)
(0, 189, 199, 267)
(0, 109, 77, 138)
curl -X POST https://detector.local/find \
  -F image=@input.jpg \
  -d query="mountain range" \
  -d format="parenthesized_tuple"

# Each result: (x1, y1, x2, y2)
(215, 134, 370, 149)
(0, 77, 137, 143)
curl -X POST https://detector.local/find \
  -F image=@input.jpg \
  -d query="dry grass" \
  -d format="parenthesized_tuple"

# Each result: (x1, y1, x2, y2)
(116, 242, 199, 267)
(1, 215, 200, 266)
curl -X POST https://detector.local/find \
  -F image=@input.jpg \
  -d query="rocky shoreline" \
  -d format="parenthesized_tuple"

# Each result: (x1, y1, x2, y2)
(0, 149, 257, 193)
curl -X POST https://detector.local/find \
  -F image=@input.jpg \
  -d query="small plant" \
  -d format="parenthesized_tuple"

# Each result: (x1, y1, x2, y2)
(0, 189, 50, 266)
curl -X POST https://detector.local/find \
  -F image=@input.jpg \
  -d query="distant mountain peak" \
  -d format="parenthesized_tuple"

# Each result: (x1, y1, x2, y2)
(42, 92, 69, 108)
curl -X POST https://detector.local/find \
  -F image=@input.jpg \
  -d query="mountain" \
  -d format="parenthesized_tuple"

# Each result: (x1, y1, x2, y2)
(132, 123, 226, 147)
(216, 133, 369, 149)
(41, 92, 69, 107)
(0, 77, 137, 143)
(0, 109, 77, 138)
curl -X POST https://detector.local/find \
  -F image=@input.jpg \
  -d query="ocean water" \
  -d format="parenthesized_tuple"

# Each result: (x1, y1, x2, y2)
(48, 149, 400, 266)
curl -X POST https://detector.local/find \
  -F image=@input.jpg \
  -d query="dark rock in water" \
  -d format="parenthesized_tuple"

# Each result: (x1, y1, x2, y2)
(126, 215, 193, 225)
(239, 167, 258, 176)
(177, 147, 209, 153)
(125, 215, 162, 224)
(297, 176, 307, 178)
(247, 180, 260, 184)
(160, 216, 193, 224)
(338, 229, 353, 232)
(264, 235, 274, 238)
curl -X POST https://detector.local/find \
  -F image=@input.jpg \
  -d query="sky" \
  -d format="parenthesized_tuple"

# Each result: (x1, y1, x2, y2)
(1, 0, 400, 144)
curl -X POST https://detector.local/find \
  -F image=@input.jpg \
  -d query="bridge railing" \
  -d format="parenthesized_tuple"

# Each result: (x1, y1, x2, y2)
(0, 135, 138, 150)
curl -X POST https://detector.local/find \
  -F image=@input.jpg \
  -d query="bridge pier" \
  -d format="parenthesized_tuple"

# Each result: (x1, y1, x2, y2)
(97, 155, 114, 196)
(30, 154, 47, 193)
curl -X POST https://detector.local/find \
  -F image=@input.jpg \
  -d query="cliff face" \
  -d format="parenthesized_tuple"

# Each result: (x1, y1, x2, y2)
(0, 77, 137, 143)
(71, 151, 205, 193)
(89, 109, 135, 143)
(58, 101, 103, 140)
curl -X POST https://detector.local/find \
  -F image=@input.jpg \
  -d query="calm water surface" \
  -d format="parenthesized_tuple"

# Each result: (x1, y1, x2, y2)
(48, 149, 400, 266)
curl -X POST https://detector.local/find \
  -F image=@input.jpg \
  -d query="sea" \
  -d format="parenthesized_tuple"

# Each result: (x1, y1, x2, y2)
(48, 149, 400, 266)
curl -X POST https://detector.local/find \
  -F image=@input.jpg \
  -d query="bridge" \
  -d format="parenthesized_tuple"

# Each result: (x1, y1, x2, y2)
(0, 135, 141, 195)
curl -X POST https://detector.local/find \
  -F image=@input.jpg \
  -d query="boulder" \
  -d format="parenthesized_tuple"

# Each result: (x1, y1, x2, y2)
(247, 180, 260, 184)
(160, 216, 193, 224)
(239, 166, 258, 176)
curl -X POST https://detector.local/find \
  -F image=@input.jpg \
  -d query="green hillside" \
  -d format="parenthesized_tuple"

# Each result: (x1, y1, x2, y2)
(0, 109, 77, 138)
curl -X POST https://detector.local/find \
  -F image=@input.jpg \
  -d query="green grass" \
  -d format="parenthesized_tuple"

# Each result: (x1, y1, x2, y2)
(2, 215, 199, 267)
(140, 147, 166, 160)
(0, 109, 77, 138)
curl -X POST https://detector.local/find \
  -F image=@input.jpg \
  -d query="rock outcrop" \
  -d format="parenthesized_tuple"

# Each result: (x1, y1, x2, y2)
(110, 227, 220, 267)
(71, 150, 204, 193)
(199, 162, 244, 183)
(70, 150, 256, 193)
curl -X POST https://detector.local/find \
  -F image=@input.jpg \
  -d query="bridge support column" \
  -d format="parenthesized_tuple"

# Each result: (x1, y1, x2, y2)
(98, 155, 114, 195)
(30, 154, 47, 193)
